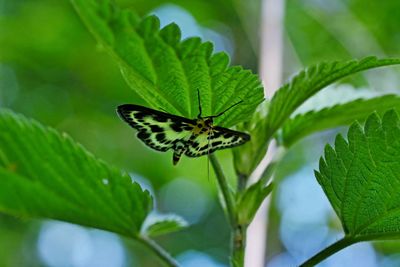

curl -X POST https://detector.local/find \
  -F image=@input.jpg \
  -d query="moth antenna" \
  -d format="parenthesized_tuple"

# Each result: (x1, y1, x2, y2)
(211, 100, 243, 118)
(159, 107, 168, 113)
(197, 89, 202, 118)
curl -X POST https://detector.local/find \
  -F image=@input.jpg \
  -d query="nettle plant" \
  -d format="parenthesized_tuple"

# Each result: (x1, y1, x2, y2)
(2, 1, 400, 266)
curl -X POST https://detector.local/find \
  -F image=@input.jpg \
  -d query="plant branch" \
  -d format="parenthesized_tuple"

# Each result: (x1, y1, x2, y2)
(137, 235, 179, 267)
(209, 154, 245, 267)
(209, 154, 236, 226)
(299, 237, 355, 267)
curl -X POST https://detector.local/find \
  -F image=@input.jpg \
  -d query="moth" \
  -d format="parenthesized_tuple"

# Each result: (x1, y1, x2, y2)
(117, 92, 250, 165)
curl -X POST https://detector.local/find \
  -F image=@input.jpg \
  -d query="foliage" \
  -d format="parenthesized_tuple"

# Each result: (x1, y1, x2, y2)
(266, 57, 400, 138)
(281, 95, 400, 146)
(0, 109, 152, 237)
(237, 180, 273, 225)
(235, 57, 400, 176)
(318, 110, 400, 239)
(301, 110, 400, 266)
(2, 0, 400, 266)
(141, 213, 188, 238)
(70, 0, 264, 128)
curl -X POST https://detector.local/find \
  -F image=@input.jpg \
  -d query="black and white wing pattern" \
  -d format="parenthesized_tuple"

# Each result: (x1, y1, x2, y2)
(185, 126, 250, 157)
(117, 104, 195, 153)
(117, 104, 251, 165)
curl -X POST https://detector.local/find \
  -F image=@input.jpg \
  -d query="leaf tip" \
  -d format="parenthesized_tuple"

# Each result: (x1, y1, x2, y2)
(382, 108, 400, 126)
(364, 111, 381, 133)
(159, 22, 182, 46)
(138, 15, 161, 37)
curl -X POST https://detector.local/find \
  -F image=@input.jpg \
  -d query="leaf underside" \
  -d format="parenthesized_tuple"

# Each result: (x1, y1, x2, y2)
(0, 109, 152, 237)
(281, 95, 400, 146)
(265, 57, 400, 137)
(71, 0, 264, 128)
(317, 110, 400, 240)
(142, 213, 188, 238)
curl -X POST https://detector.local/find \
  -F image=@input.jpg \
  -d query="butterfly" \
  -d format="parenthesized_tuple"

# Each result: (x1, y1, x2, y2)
(116, 91, 250, 165)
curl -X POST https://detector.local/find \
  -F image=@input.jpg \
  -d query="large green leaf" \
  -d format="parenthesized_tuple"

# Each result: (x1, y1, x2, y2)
(235, 57, 400, 176)
(70, 0, 264, 128)
(301, 110, 400, 266)
(317, 110, 400, 239)
(281, 95, 400, 147)
(0, 109, 152, 237)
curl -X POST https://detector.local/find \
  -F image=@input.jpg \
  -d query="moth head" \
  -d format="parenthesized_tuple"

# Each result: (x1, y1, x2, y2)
(204, 117, 213, 126)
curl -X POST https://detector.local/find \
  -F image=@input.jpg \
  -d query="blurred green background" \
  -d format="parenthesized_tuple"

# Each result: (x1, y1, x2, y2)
(1, 0, 400, 266)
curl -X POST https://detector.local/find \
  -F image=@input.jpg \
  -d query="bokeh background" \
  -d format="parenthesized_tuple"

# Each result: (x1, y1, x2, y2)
(1, 0, 400, 266)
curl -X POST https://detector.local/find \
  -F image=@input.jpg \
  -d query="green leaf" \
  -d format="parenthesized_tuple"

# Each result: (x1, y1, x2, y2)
(236, 150, 279, 224)
(317, 110, 400, 240)
(235, 57, 400, 176)
(142, 213, 188, 238)
(281, 94, 400, 147)
(237, 182, 273, 225)
(0, 109, 152, 237)
(70, 0, 264, 128)
(266, 57, 400, 139)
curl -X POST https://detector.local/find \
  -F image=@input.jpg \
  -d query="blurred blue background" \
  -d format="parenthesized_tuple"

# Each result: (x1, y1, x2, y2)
(1, 0, 400, 266)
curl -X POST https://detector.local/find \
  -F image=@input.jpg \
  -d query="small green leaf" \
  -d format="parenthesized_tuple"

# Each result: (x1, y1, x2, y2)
(0, 109, 152, 237)
(236, 154, 278, 224)
(142, 213, 188, 238)
(317, 110, 400, 240)
(237, 182, 273, 225)
(281, 95, 400, 146)
(70, 0, 264, 127)
(236, 57, 400, 176)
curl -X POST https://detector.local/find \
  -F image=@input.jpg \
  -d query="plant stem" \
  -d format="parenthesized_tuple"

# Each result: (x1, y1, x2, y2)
(209, 154, 246, 267)
(299, 237, 355, 267)
(137, 235, 180, 267)
(231, 223, 246, 267)
(209, 154, 236, 226)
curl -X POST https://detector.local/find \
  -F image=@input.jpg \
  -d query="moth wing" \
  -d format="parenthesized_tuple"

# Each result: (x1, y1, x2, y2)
(117, 104, 194, 152)
(185, 126, 250, 157)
